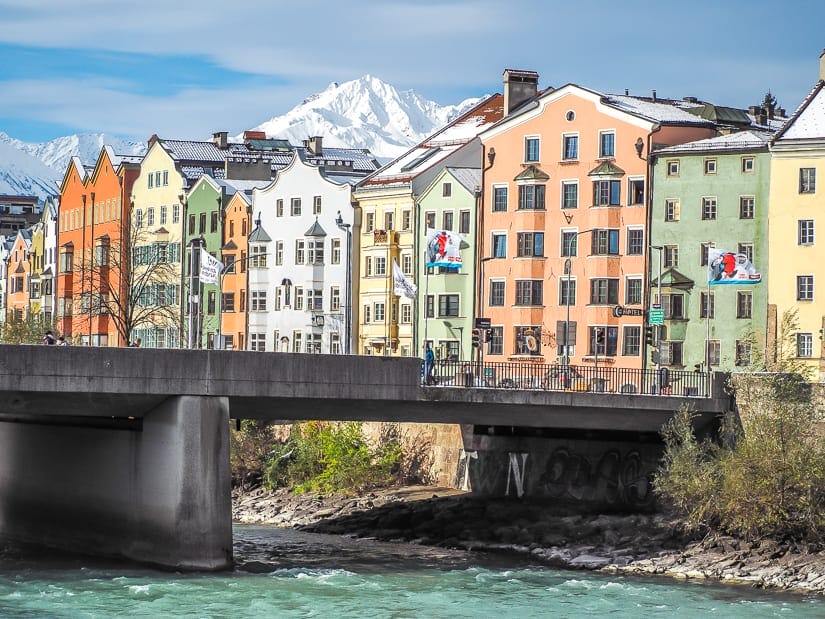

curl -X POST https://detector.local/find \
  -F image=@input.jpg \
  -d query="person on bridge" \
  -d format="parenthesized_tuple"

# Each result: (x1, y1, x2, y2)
(42, 330, 56, 345)
(424, 344, 436, 385)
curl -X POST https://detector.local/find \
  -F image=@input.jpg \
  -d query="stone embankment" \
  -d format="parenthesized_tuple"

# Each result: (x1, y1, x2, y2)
(233, 486, 825, 595)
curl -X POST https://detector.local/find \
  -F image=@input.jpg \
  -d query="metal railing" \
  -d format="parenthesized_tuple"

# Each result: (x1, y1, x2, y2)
(424, 359, 710, 397)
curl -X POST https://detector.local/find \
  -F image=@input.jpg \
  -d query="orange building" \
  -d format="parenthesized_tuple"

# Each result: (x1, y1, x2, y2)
(56, 147, 140, 346)
(478, 72, 717, 371)
(6, 229, 32, 322)
(220, 188, 253, 350)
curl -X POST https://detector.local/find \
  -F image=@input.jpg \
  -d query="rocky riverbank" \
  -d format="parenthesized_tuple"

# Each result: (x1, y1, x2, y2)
(233, 486, 825, 595)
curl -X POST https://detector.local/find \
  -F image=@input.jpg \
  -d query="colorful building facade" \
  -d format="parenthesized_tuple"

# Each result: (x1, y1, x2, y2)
(651, 131, 772, 372)
(478, 74, 718, 372)
(768, 56, 825, 379)
(353, 95, 503, 358)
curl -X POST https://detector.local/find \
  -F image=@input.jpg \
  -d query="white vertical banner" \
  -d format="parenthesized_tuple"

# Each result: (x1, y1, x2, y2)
(393, 258, 417, 299)
(199, 248, 223, 285)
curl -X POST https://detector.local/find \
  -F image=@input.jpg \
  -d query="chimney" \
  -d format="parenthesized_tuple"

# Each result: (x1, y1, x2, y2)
(303, 136, 323, 155)
(748, 105, 760, 115)
(503, 69, 539, 115)
(820, 48, 825, 81)
(212, 131, 228, 149)
(776, 107, 786, 118)
(652, 90, 657, 102)
(757, 107, 768, 126)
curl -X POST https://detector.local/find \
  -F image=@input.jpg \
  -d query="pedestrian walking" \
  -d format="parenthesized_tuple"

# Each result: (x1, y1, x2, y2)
(42, 330, 56, 345)
(424, 344, 436, 385)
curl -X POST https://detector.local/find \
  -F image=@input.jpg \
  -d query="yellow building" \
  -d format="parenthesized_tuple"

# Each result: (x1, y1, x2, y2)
(352, 96, 503, 357)
(767, 52, 825, 379)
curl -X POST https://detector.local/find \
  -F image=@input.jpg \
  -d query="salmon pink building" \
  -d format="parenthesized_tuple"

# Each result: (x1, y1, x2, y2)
(478, 71, 717, 372)
(57, 147, 140, 346)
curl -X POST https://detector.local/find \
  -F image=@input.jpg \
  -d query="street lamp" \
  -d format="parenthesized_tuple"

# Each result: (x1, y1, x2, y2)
(562, 229, 595, 371)
(335, 211, 352, 355)
(650, 244, 663, 378)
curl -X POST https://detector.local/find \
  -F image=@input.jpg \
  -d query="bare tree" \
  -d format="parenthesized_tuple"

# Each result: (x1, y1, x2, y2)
(77, 224, 183, 346)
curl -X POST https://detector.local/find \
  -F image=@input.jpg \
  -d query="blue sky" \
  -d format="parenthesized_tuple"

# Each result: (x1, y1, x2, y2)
(0, 0, 823, 144)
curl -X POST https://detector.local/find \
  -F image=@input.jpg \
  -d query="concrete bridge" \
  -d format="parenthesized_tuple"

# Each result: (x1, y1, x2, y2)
(0, 345, 730, 570)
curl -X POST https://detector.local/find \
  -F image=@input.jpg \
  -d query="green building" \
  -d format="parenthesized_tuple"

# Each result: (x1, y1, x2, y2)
(650, 131, 771, 373)
(415, 167, 480, 364)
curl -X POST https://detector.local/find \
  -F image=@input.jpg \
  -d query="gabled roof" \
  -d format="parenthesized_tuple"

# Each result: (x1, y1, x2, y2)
(588, 160, 626, 177)
(514, 164, 551, 182)
(304, 219, 327, 237)
(652, 268, 695, 290)
(222, 240, 238, 251)
(772, 80, 825, 142)
(445, 167, 482, 195)
(248, 224, 272, 243)
(358, 94, 504, 187)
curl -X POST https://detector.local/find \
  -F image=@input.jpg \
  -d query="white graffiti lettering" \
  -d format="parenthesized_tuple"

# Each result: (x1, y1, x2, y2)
(505, 452, 529, 498)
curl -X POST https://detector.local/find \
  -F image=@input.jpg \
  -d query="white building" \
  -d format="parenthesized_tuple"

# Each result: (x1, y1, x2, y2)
(248, 144, 378, 353)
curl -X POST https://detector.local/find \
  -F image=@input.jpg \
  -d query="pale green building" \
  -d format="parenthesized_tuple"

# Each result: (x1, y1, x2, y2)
(415, 167, 480, 363)
(650, 130, 771, 373)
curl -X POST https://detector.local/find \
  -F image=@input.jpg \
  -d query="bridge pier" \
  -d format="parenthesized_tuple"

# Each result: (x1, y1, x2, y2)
(0, 395, 232, 570)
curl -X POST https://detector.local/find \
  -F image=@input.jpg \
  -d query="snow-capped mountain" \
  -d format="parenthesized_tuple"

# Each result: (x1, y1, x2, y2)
(0, 138, 62, 198)
(248, 75, 484, 159)
(2, 132, 145, 172)
(0, 131, 145, 201)
(0, 75, 484, 202)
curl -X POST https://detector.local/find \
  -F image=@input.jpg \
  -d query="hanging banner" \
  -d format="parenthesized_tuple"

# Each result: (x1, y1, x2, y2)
(392, 258, 417, 299)
(199, 248, 223, 285)
(425, 228, 463, 269)
(707, 248, 761, 285)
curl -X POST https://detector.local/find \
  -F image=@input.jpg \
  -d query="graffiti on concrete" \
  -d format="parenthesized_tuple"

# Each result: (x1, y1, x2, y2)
(465, 441, 658, 507)
(538, 447, 654, 507)
(505, 452, 529, 498)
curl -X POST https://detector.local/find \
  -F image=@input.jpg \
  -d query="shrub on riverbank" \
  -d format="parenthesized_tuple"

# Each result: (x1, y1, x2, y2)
(263, 421, 406, 494)
(654, 374, 825, 544)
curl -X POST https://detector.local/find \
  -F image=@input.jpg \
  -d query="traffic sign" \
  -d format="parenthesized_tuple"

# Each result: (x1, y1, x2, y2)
(649, 308, 664, 325)
(474, 317, 491, 329)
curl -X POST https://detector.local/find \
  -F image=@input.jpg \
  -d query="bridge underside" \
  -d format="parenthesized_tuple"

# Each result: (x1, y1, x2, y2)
(0, 395, 232, 571)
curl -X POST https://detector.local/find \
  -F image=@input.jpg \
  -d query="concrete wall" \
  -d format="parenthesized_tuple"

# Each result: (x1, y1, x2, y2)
(0, 395, 231, 570)
(462, 430, 661, 510)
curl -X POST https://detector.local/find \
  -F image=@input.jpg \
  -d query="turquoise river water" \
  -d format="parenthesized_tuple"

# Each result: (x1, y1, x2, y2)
(0, 525, 822, 618)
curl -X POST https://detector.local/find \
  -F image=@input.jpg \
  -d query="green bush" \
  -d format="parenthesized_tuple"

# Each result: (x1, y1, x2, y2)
(655, 379, 825, 544)
(263, 421, 403, 494)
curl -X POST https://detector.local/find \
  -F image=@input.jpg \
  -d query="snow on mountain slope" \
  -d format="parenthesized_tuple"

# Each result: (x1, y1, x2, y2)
(0, 138, 63, 198)
(0, 132, 145, 201)
(0, 75, 485, 201)
(249, 75, 485, 158)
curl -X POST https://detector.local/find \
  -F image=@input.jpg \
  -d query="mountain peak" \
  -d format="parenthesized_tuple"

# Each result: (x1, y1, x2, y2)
(249, 74, 483, 159)
(1, 76, 485, 200)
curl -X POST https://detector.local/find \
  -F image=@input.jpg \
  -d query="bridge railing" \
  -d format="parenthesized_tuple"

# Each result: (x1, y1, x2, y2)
(427, 360, 710, 397)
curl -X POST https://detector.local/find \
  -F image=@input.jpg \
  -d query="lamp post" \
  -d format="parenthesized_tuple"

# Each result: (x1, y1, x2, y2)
(210, 250, 274, 350)
(478, 256, 494, 369)
(335, 211, 352, 355)
(562, 229, 594, 371)
(650, 244, 663, 378)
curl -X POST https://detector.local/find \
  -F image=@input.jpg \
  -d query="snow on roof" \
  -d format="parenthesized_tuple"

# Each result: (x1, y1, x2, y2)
(217, 179, 272, 195)
(361, 95, 503, 186)
(604, 95, 717, 126)
(655, 130, 772, 154)
(445, 167, 482, 194)
(775, 81, 825, 140)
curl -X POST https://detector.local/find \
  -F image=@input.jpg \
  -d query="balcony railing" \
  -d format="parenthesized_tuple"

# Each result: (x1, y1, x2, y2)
(424, 360, 711, 397)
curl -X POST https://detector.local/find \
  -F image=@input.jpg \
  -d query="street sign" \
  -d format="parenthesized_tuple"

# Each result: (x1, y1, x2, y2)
(474, 317, 491, 329)
(649, 308, 665, 325)
(612, 306, 646, 318)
